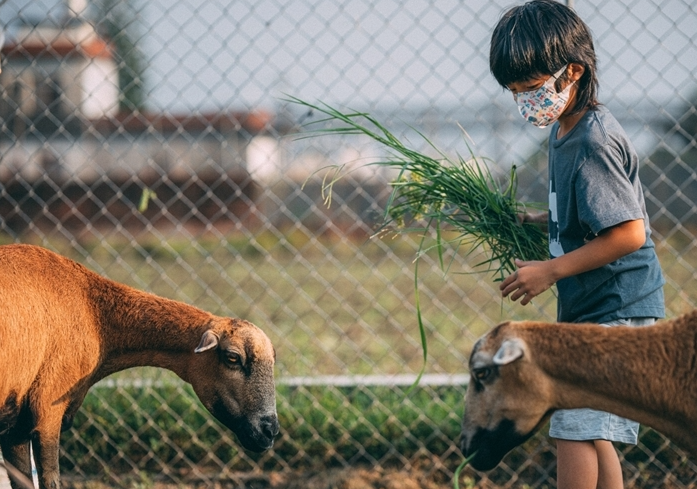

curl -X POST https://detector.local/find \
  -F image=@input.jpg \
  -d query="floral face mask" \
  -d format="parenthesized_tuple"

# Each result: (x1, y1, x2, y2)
(515, 65, 573, 128)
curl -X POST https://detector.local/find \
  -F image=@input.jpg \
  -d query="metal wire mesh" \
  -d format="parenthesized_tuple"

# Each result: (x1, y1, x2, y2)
(0, 0, 696, 487)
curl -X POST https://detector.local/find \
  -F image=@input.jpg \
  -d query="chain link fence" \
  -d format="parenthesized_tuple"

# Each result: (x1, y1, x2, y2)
(0, 0, 696, 486)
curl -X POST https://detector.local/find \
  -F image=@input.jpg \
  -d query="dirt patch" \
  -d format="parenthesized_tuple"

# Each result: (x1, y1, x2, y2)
(267, 467, 453, 489)
(57, 465, 692, 489)
(60, 467, 463, 489)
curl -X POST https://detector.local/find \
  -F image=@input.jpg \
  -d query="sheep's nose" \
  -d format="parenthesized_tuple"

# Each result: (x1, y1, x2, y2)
(260, 415, 280, 440)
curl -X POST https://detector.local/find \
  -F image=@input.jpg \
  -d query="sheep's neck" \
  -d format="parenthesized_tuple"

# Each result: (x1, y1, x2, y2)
(89, 278, 214, 378)
(526, 320, 697, 433)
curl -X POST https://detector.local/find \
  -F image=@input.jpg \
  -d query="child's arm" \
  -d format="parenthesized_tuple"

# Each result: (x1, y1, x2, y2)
(521, 211, 548, 231)
(500, 218, 646, 305)
(522, 211, 548, 225)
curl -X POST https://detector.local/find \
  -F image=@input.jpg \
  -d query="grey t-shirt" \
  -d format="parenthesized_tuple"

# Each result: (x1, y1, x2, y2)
(548, 105, 665, 323)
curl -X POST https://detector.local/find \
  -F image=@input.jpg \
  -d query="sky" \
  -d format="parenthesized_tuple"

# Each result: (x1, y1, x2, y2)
(2, 0, 695, 114)
(0, 0, 695, 165)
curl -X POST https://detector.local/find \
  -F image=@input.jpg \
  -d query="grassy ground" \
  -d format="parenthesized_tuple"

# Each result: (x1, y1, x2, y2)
(54, 382, 697, 488)
(6, 228, 560, 379)
(11, 228, 694, 379)
(60, 383, 463, 473)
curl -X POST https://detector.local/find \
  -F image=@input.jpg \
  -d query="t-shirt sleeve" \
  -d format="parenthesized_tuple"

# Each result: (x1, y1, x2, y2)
(574, 144, 645, 235)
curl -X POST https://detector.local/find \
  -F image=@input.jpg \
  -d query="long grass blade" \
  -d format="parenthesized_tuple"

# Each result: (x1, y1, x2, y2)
(453, 451, 478, 489)
(405, 243, 428, 395)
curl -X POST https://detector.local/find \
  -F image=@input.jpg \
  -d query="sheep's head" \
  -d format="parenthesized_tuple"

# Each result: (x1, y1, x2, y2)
(460, 322, 554, 471)
(190, 318, 279, 452)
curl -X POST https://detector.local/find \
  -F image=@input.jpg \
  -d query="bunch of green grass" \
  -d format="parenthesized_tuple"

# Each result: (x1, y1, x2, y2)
(287, 97, 548, 386)
(287, 97, 548, 280)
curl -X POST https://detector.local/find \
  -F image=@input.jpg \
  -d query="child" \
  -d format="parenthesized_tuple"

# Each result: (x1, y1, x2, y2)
(489, 1, 665, 488)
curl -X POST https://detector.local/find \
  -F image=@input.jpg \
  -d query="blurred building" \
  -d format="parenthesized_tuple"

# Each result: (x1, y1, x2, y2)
(0, 17, 119, 137)
(0, 13, 276, 233)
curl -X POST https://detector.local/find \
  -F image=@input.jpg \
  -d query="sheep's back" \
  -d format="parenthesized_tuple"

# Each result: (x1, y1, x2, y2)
(0, 244, 102, 420)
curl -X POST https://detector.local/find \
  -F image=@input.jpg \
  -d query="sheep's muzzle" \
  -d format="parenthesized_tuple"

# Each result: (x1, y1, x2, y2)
(460, 418, 534, 471)
(210, 398, 280, 452)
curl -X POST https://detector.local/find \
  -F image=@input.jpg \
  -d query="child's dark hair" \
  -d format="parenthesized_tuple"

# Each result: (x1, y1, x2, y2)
(490, 0, 599, 114)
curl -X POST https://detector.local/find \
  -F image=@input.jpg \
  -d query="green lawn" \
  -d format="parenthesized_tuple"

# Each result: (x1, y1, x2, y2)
(6, 229, 694, 379)
(12, 229, 555, 378)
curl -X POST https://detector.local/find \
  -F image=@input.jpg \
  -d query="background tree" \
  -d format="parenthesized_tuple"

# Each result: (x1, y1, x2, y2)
(92, 0, 146, 113)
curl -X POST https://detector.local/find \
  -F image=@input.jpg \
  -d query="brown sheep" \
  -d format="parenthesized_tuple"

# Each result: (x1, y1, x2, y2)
(460, 314, 697, 471)
(0, 244, 279, 489)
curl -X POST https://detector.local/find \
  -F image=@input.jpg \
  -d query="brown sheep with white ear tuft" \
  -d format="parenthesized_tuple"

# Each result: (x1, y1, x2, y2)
(0, 244, 279, 489)
(460, 314, 697, 471)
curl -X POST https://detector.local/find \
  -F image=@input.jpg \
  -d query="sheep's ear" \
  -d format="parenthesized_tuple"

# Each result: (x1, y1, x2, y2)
(492, 338, 524, 365)
(195, 330, 219, 353)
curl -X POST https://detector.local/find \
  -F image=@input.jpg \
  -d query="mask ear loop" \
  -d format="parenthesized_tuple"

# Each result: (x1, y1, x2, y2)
(552, 64, 569, 93)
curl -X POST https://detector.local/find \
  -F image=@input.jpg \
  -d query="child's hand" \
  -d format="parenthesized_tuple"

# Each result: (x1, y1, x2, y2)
(500, 259, 556, 305)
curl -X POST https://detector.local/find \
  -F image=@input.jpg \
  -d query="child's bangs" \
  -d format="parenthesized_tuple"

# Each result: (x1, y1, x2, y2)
(490, 34, 556, 88)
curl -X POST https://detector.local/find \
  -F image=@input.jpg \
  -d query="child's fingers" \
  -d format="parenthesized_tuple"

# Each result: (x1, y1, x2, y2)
(519, 291, 534, 305)
(500, 273, 522, 298)
(499, 270, 518, 292)
(510, 289, 527, 302)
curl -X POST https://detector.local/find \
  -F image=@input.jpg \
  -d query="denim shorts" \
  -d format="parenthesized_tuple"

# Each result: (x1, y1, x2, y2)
(548, 317, 656, 444)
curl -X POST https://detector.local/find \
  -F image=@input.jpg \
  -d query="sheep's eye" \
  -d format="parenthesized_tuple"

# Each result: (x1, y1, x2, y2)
(225, 353, 242, 367)
(473, 367, 492, 383)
